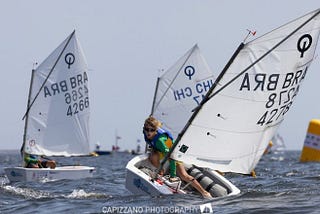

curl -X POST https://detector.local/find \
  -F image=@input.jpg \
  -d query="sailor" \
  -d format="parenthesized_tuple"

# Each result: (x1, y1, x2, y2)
(24, 153, 56, 169)
(143, 116, 212, 198)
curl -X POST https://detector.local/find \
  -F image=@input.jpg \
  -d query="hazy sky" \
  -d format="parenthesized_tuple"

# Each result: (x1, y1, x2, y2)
(1, 0, 319, 151)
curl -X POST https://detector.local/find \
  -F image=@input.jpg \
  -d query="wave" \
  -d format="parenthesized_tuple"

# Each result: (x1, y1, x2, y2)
(1, 185, 111, 200)
(64, 189, 110, 199)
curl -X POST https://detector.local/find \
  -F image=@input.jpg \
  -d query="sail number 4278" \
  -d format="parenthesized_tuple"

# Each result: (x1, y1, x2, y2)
(257, 86, 299, 126)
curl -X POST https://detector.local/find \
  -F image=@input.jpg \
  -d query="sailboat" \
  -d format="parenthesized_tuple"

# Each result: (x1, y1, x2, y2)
(4, 31, 95, 182)
(150, 44, 215, 139)
(126, 8, 320, 197)
(126, 45, 240, 196)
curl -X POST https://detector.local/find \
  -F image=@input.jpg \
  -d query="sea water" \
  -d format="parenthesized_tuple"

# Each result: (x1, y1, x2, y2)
(0, 150, 319, 213)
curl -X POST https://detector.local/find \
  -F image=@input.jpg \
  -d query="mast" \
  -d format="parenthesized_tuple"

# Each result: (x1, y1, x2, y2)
(150, 76, 160, 115)
(22, 30, 76, 120)
(116, 130, 118, 149)
(146, 76, 160, 153)
(20, 68, 36, 165)
(114, 129, 120, 151)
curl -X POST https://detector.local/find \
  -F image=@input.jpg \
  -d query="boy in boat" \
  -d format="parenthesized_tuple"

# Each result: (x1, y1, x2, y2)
(143, 116, 212, 198)
(24, 153, 56, 169)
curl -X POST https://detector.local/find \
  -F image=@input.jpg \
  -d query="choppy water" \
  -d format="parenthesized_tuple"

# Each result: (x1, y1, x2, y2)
(0, 150, 319, 213)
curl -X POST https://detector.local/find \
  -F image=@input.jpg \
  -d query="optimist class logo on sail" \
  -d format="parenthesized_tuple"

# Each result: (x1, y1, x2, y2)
(42, 52, 89, 117)
(238, 33, 313, 126)
(173, 65, 214, 105)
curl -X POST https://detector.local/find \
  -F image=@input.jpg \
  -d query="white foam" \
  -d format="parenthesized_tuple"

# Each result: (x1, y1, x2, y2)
(2, 185, 50, 199)
(65, 189, 108, 199)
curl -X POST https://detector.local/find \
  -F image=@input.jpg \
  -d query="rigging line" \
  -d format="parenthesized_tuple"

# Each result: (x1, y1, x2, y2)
(205, 9, 320, 104)
(22, 30, 76, 120)
(152, 44, 198, 112)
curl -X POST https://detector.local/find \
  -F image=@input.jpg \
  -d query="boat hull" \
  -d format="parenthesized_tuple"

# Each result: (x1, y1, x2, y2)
(125, 154, 240, 197)
(4, 166, 95, 182)
(94, 150, 112, 155)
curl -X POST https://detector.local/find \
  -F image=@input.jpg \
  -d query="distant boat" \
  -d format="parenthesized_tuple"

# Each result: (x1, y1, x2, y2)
(93, 142, 112, 155)
(131, 139, 143, 155)
(94, 151, 112, 155)
(126, 8, 320, 197)
(112, 130, 122, 152)
(4, 31, 95, 182)
(93, 130, 121, 155)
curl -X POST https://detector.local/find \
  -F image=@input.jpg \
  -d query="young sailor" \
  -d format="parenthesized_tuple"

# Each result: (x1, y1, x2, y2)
(143, 116, 212, 198)
(24, 153, 56, 169)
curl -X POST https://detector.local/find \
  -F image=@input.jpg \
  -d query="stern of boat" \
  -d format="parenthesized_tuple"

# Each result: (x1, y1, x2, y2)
(4, 166, 95, 182)
(4, 167, 27, 182)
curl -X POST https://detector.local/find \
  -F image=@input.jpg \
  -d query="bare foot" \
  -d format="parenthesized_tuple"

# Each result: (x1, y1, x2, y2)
(169, 177, 180, 182)
(202, 192, 213, 199)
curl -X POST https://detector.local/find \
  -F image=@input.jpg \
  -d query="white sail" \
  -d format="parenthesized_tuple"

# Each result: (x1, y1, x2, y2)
(171, 9, 320, 174)
(152, 44, 214, 139)
(24, 31, 90, 156)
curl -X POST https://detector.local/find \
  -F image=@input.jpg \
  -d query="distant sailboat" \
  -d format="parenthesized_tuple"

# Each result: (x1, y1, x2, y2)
(264, 133, 286, 155)
(126, 8, 320, 197)
(5, 31, 95, 182)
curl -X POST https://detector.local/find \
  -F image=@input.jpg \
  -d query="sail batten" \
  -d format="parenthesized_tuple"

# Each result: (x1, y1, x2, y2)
(171, 9, 320, 174)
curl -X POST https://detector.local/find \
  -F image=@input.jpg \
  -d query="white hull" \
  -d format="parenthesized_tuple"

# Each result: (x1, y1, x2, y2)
(125, 154, 240, 197)
(4, 166, 95, 182)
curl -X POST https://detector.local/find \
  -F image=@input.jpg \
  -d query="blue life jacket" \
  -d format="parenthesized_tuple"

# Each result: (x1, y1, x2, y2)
(29, 154, 37, 159)
(144, 127, 173, 150)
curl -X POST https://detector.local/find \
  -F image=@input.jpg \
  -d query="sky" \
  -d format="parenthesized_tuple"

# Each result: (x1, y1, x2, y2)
(0, 0, 320, 151)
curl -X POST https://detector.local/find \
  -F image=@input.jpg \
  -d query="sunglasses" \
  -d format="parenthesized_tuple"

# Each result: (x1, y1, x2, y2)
(144, 127, 156, 133)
